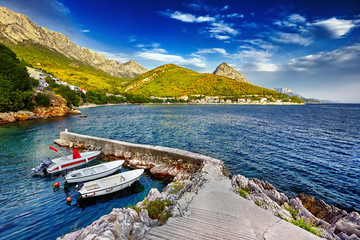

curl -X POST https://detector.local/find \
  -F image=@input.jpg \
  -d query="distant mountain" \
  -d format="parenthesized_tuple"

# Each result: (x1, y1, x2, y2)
(272, 87, 324, 103)
(213, 62, 250, 84)
(124, 64, 277, 97)
(0, 6, 147, 79)
(272, 87, 298, 96)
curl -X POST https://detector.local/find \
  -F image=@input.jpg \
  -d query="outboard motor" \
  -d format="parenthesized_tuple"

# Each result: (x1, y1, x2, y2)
(33, 158, 53, 175)
(75, 182, 84, 191)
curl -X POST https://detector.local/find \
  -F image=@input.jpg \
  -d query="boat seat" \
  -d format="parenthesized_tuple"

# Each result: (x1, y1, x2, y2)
(85, 184, 100, 191)
(83, 169, 96, 175)
(94, 165, 106, 173)
(70, 173, 82, 178)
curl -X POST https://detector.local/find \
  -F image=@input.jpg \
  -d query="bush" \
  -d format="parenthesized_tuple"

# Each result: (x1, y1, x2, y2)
(238, 189, 247, 198)
(35, 93, 50, 107)
(132, 198, 172, 223)
(86, 91, 108, 104)
(55, 85, 80, 108)
(284, 205, 321, 237)
(284, 205, 299, 220)
(291, 219, 322, 236)
(164, 182, 184, 194)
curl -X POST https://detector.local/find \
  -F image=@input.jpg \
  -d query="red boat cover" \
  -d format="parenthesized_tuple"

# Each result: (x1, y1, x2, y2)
(73, 149, 81, 159)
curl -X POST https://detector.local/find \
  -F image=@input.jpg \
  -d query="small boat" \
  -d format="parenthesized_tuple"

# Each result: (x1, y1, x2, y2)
(77, 169, 144, 199)
(32, 146, 101, 176)
(65, 160, 125, 183)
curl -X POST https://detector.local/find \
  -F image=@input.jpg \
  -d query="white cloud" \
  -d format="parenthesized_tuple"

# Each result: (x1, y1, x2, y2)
(209, 22, 238, 35)
(80, 29, 90, 33)
(288, 14, 306, 23)
(180, 57, 207, 68)
(254, 63, 278, 72)
(137, 52, 183, 62)
(271, 32, 312, 46)
(135, 48, 206, 68)
(187, 3, 201, 11)
(311, 17, 356, 38)
(162, 9, 239, 41)
(227, 13, 244, 18)
(166, 11, 215, 23)
(221, 5, 230, 11)
(97, 51, 131, 63)
(286, 43, 360, 71)
(241, 39, 278, 51)
(52, 0, 70, 15)
(232, 47, 278, 72)
(197, 48, 229, 56)
(215, 35, 231, 40)
(196, 15, 216, 22)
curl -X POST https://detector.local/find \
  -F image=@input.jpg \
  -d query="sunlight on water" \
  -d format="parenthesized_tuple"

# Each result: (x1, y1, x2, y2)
(0, 104, 359, 239)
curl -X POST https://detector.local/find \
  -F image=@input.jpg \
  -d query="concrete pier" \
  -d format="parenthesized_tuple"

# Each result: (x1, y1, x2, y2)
(56, 131, 324, 240)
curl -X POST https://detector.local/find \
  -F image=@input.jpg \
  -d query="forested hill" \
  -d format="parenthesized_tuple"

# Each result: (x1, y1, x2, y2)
(124, 64, 278, 97)
(0, 43, 37, 112)
(5, 40, 128, 92)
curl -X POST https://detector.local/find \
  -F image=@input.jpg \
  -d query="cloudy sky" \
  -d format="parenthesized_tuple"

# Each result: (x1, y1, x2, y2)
(1, 0, 360, 102)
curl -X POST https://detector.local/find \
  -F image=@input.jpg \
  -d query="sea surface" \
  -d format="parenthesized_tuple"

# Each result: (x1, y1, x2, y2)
(0, 104, 359, 239)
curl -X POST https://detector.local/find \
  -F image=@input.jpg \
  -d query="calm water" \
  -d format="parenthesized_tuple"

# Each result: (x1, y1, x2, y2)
(1, 104, 360, 239)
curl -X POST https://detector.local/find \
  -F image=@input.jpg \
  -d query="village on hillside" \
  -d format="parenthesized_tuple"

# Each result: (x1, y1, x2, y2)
(26, 66, 303, 105)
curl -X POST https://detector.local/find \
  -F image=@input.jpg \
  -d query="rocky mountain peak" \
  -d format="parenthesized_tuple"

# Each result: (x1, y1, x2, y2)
(272, 87, 294, 94)
(213, 62, 250, 84)
(0, 6, 147, 79)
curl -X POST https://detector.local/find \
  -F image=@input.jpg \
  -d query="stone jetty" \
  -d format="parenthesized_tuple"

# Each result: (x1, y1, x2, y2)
(56, 130, 360, 240)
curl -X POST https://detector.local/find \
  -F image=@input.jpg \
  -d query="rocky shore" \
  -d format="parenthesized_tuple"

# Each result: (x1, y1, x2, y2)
(55, 131, 359, 240)
(0, 94, 81, 125)
(231, 175, 360, 240)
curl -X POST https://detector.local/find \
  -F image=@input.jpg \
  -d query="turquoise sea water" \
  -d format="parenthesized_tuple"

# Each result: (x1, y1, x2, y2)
(0, 104, 359, 239)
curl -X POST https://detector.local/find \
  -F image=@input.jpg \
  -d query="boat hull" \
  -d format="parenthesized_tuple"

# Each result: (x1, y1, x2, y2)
(32, 151, 101, 176)
(65, 160, 124, 183)
(78, 169, 144, 199)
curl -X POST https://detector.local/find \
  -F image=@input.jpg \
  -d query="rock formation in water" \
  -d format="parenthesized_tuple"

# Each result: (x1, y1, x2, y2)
(0, 92, 80, 124)
(213, 62, 251, 84)
(0, 6, 147, 79)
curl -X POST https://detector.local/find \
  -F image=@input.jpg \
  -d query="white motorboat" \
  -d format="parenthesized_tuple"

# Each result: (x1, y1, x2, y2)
(65, 160, 125, 183)
(32, 147, 101, 176)
(77, 169, 144, 199)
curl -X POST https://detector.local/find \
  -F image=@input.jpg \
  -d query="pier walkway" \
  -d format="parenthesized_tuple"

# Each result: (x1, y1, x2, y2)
(146, 177, 323, 240)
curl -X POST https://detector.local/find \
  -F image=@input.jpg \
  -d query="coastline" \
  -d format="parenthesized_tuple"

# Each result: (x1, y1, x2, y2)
(0, 102, 313, 125)
(56, 131, 359, 240)
(0, 108, 80, 125)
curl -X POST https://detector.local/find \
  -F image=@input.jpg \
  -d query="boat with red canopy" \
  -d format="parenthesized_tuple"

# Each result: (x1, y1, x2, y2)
(32, 146, 101, 176)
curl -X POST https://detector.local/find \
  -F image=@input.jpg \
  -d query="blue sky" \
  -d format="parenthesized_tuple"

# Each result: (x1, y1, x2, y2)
(1, 0, 360, 102)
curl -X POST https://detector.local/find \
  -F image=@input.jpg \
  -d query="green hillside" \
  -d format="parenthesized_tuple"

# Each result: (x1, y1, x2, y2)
(0, 43, 37, 112)
(1, 39, 126, 92)
(124, 64, 279, 97)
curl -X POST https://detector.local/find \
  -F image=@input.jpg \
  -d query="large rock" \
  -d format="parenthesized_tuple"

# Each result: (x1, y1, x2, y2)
(298, 193, 347, 224)
(289, 198, 332, 229)
(0, 6, 147, 79)
(213, 62, 251, 84)
(335, 212, 360, 238)
(0, 111, 35, 124)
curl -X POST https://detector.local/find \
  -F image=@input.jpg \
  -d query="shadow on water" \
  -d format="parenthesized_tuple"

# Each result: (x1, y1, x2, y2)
(71, 181, 145, 210)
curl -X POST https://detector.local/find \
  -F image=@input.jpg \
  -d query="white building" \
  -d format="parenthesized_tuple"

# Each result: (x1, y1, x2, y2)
(259, 97, 268, 103)
(26, 66, 45, 81)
